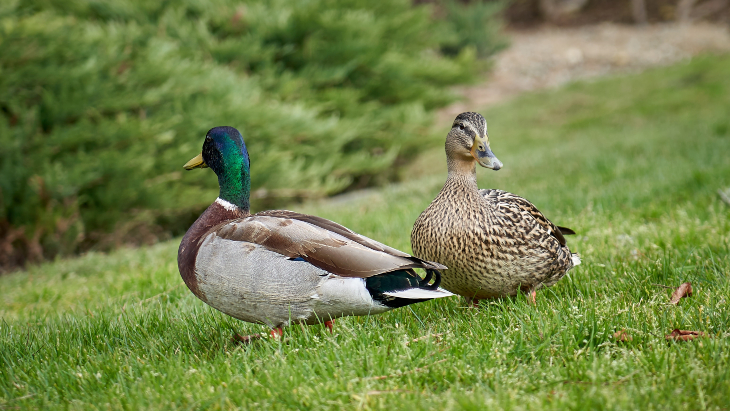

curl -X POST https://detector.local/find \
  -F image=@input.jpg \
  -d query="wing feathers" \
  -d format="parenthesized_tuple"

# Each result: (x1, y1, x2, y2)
(257, 210, 436, 263)
(213, 212, 445, 278)
(479, 189, 575, 246)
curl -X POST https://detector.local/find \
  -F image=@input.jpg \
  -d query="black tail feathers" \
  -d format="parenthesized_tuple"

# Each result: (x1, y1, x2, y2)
(418, 269, 442, 290)
(557, 226, 576, 235)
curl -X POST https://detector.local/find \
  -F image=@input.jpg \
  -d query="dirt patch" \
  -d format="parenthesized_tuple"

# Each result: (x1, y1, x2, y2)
(439, 22, 730, 123)
(504, 0, 730, 28)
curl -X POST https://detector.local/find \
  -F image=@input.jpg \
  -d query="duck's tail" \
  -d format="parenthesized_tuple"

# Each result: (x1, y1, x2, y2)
(557, 226, 576, 235)
(367, 269, 453, 308)
(571, 253, 582, 267)
(383, 287, 454, 300)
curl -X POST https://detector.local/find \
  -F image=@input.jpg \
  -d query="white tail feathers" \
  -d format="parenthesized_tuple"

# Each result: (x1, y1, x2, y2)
(383, 288, 454, 300)
(571, 253, 582, 267)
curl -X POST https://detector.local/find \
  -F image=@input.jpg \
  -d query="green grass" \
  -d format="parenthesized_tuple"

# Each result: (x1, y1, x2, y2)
(2, 55, 730, 410)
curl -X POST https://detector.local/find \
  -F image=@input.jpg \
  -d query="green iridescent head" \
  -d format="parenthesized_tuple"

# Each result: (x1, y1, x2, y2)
(184, 126, 251, 210)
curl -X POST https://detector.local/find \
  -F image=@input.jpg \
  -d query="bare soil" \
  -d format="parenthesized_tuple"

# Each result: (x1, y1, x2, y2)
(439, 22, 730, 123)
(504, 0, 730, 28)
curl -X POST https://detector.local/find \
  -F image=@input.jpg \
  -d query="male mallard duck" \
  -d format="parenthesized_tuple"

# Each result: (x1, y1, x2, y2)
(411, 112, 580, 305)
(178, 126, 452, 338)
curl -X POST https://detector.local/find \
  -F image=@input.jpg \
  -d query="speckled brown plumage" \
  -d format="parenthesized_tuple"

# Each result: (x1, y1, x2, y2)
(411, 112, 580, 302)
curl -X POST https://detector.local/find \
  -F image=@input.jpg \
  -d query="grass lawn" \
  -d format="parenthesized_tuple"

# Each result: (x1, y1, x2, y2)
(2, 54, 730, 410)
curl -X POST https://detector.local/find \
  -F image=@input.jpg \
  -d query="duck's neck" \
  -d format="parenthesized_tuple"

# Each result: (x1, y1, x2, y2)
(184, 199, 249, 253)
(442, 156, 479, 194)
(217, 161, 251, 212)
(186, 167, 251, 250)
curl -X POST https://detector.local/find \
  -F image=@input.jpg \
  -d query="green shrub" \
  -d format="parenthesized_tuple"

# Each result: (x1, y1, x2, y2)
(438, 0, 507, 58)
(0, 0, 503, 270)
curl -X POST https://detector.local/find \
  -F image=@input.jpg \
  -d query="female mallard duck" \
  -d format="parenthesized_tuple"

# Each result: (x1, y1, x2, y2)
(411, 112, 580, 305)
(178, 126, 452, 338)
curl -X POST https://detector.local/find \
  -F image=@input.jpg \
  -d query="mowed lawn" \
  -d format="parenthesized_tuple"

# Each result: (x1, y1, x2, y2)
(2, 55, 730, 410)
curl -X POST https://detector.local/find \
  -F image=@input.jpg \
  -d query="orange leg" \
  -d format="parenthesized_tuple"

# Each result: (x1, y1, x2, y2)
(232, 332, 263, 344)
(519, 285, 538, 305)
(232, 326, 284, 344)
(465, 297, 480, 308)
(324, 319, 335, 334)
(270, 327, 284, 338)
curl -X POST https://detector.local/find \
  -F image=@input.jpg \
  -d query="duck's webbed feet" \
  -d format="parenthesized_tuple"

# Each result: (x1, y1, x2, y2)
(232, 332, 263, 344)
(519, 285, 537, 305)
(232, 326, 284, 344)
(465, 297, 481, 308)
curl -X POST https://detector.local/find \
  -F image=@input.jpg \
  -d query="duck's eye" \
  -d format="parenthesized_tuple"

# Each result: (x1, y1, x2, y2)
(459, 124, 465, 130)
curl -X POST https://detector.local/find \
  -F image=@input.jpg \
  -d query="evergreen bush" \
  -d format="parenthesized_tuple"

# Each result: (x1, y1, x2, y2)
(0, 0, 503, 270)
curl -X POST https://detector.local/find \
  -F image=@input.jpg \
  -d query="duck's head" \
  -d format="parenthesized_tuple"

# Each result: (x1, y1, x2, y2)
(446, 112, 502, 171)
(184, 126, 251, 210)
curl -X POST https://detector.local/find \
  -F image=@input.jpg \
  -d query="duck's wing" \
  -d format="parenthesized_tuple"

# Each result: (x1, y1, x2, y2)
(212, 210, 446, 278)
(479, 189, 574, 246)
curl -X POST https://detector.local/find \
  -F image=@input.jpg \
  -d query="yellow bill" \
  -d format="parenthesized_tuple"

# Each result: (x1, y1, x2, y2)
(183, 153, 208, 170)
